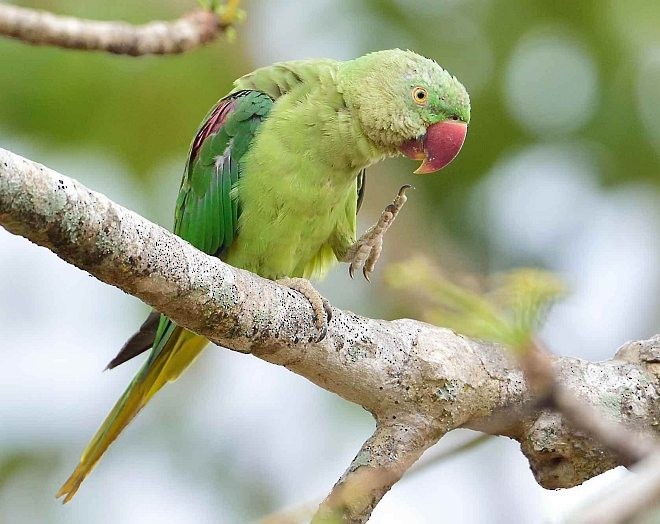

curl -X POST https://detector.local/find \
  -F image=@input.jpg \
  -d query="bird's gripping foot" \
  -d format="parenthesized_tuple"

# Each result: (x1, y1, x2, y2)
(277, 277, 332, 342)
(344, 184, 413, 282)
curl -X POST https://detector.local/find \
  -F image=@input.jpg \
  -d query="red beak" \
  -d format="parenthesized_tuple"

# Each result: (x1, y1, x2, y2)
(399, 120, 468, 174)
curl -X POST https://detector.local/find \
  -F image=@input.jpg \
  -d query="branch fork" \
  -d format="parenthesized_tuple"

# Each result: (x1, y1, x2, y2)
(1, 148, 658, 522)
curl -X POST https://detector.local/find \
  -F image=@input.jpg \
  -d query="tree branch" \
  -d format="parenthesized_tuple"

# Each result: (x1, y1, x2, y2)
(0, 3, 241, 56)
(1, 147, 659, 522)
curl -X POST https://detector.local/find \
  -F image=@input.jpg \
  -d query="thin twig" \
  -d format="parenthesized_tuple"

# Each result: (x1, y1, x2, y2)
(569, 449, 660, 524)
(409, 433, 493, 476)
(518, 344, 660, 523)
(0, 3, 241, 56)
(552, 385, 657, 467)
(521, 347, 659, 468)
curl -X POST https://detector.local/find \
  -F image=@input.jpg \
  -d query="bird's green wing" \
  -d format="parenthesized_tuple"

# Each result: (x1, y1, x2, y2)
(175, 89, 273, 256)
(107, 90, 273, 369)
(148, 90, 274, 353)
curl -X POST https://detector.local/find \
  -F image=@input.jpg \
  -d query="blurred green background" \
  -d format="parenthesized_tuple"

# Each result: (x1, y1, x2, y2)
(1, 0, 658, 522)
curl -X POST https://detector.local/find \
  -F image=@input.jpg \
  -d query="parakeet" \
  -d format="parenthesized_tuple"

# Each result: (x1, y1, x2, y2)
(57, 48, 470, 502)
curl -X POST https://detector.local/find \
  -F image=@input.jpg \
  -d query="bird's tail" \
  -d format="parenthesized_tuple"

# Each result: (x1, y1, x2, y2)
(56, 324, 207, 503)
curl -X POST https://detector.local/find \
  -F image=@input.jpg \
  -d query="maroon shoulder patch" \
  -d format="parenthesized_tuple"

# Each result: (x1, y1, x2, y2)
(190, 97, 238, 161)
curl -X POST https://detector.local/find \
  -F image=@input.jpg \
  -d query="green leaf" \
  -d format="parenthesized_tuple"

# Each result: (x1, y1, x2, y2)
(385, 257, 566, 353)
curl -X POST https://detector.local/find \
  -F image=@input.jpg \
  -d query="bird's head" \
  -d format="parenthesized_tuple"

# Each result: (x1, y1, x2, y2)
(340, 49, 470, 173)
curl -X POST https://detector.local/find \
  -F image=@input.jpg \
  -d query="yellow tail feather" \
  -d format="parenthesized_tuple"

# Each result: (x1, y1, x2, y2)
(56, 328, 207, 503)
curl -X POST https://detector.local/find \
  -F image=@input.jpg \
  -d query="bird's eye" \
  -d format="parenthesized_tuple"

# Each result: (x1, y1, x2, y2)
(412, 87, 428, 105)
(451, 115, 459, 121)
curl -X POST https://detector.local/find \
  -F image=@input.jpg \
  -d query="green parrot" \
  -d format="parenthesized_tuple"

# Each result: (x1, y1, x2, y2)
(56, 48, 470, 502)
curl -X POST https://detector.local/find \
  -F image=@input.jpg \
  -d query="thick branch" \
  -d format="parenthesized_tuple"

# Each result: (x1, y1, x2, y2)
(1, 148, 659, 522)
(0, 4, 238, 56)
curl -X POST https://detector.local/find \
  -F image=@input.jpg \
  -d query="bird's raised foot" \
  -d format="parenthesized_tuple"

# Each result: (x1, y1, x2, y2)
(344, 184, 413, 282)
(277, 277, 332, 342)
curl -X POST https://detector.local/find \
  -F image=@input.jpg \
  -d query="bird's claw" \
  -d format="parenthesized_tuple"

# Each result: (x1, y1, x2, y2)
(277, 277, 331, 342)
(344, 184, 413, 281)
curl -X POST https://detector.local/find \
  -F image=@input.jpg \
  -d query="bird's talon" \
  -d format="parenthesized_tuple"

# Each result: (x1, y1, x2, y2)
(276, 277, 329, 341)
(344, 181, 413, 282)
(316, 297, 332, 342)
(323, 299, 333, 323)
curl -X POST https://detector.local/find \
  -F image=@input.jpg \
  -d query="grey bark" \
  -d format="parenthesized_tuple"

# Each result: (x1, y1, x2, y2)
(1, 147, 658, 522)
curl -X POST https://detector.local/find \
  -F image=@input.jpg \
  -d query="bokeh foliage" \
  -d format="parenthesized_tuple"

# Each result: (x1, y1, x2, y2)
(3, 0, 659, 185)
(4, 0, 657, 265)
(386, 257, 565, 352)
(353, 0, 660, 261)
